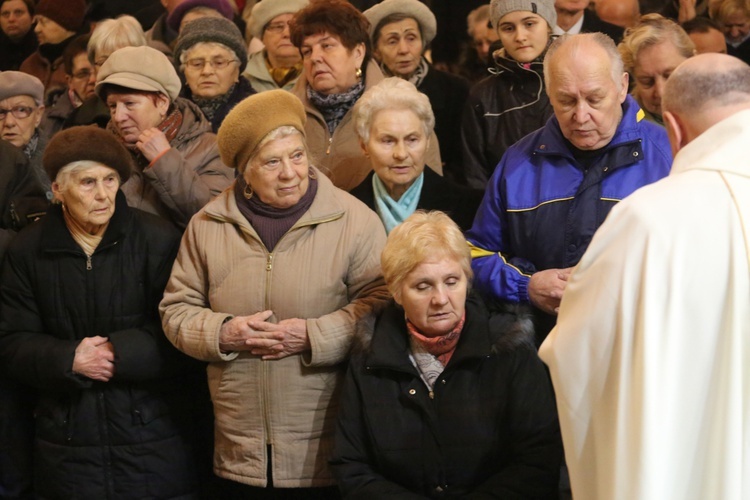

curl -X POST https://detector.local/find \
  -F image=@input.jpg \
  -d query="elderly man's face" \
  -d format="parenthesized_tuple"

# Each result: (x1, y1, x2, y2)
(722, 11, 750, 45)
(0, 94, 43, 148)
(0, 0, 32, 41)
(548, 42, 628, 150)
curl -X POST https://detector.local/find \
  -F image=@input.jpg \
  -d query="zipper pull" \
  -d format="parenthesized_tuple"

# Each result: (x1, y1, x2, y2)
(266, 254, 273, 271)
(86, 255, 92, 270)
(429, 390, 434, 400)
(326, 137, 332, 155)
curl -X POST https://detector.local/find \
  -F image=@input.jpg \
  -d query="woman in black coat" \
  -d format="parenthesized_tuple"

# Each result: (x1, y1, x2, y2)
(0, 127, 211, 499)
(331, 211, 562, 498)
(350, 77, 483, 233)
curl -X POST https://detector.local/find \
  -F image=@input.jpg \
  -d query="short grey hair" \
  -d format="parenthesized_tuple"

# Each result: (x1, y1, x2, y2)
(663, 60, 750, 115)
(53, 160, 121, 202)
(87, 15, 147, 64)
(544, 33, 626, 95)
(353, 77, 435, 143)
(244, 125, 307, 173)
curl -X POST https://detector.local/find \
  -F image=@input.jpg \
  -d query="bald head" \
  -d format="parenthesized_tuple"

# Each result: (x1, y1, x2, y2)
(595, 0, 639, 28)
(663, 53, 750, 116)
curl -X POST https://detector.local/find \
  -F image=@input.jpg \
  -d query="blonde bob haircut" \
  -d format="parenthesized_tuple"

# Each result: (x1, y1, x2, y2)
(353, 77, 435, 144)
(710, 0, 750, 25)
(618, 13, 695, 75)
(381, 210, 473, 297)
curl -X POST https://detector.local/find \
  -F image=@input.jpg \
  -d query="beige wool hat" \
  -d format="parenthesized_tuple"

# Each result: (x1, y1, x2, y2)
(363, 0, 437, 46)
(248, 0, 309, 39)
(490, 0, 557, 31)
(0, 71, 44, 105)
(95, 46, 182, 102)
(218, 90, 306, 172)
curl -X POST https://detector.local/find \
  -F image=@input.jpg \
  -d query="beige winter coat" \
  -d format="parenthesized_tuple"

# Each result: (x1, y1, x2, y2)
(292, 60, 442, 191)
(116, 98, 235, 229)
(159, 169, 389, 487)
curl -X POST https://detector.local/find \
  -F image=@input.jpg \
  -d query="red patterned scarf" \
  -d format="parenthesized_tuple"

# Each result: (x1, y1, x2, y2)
(406, 313, 465, 366)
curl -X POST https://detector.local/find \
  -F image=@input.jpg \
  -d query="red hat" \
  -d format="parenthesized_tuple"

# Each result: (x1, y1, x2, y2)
(35, 0, 86, 33)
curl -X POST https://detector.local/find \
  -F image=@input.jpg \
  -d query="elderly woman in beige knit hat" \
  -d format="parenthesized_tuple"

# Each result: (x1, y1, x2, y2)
(160, 89, 389, 497)
(95, 45, 234, 229)
(363, 0, 469, 184)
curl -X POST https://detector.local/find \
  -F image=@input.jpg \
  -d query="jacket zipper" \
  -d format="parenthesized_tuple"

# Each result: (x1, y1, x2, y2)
(263, 252, 273, 448)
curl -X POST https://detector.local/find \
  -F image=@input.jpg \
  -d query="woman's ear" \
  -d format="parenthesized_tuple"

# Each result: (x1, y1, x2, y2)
(51, 182, 65, 204)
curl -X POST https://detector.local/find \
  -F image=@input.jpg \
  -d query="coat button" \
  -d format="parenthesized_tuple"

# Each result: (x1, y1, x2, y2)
(539, 144, 546, 150)
(441, 379, 446, 384)
(633, 151, 639, 157)
(409, 389, 416, 395)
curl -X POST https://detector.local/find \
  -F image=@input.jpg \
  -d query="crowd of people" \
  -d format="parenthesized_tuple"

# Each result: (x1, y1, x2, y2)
(1, 0, 749, 498)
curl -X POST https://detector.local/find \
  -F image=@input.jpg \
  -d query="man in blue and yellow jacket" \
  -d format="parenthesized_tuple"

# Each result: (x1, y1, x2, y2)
(467, 32, 673, 345)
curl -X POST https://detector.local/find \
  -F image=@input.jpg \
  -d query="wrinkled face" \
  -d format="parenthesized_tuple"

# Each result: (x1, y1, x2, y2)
(68, 52, 96, 102)
(262, 13, 299, 64)
(361, 108, 427, 200)
(53, 164, 119, 234)
(633, 41, 689, 118)
(0, 94, 43, 148)
(472, 18, 499, 60)
(549, 43, 628, 150)
(689, 28, 727, 54)
(497, 11, 549, 63)
(106, 92, 169, 144)
(183, 43, 240, 99)
(722, 11, 750, 44)
(395, 257, 468, 338)
(0, 0, 32, 40)
(301, 31, 365, 95)
(34, 14, 72, 45)
(243, 133, 310, 209)
(374, 18, 423, 78)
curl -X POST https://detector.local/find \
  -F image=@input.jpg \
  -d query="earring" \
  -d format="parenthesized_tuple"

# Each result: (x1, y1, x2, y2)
(243, 183, 254, 199)
(355, 67, 362, 80)
(308, 167, 317, 179)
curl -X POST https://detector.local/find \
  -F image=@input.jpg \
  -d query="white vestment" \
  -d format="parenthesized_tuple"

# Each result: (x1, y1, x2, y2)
(540, 109, 750, 500)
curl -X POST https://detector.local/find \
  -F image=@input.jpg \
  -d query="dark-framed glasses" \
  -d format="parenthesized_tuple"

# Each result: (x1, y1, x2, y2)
(185, 57, 239, 71)
(72, 69, 93, 80)
(0, 105, 35, 120)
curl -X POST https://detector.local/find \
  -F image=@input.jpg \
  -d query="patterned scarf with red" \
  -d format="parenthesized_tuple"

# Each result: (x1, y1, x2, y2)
(109, 108, 183, 169)
(406, 312, 465, 367)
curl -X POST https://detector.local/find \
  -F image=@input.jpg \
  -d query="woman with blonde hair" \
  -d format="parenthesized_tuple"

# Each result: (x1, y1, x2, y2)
(332, 210, 562, 498)
(618, 13, 695, 125)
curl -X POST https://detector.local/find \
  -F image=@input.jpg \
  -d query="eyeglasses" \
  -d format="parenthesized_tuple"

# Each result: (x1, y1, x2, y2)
(265, 21, 290, 34)
(184, 57, 239, 71)
(0, 106, 35, 120)
(71, 69, 93, 80)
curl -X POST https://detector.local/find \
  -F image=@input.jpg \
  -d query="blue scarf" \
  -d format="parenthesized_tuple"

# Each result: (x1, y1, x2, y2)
(372, 173, 424, 234)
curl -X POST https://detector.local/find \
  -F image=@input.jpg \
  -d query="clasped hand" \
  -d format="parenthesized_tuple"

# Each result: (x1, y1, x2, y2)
(136, 128, 171, 162)
(72, 336, 115, 382)
(528, 267, 574, 315)
(219, 310, 310, 360)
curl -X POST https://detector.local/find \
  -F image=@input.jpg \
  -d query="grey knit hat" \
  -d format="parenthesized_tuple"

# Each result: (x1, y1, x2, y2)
(0, 71, 44, 106)
(95, 46, 182, 102)
(248, 0, 309, 39)
(490, 0, 557, 31)
(363, 0, 437, 46)
(175, 16, 248, 74)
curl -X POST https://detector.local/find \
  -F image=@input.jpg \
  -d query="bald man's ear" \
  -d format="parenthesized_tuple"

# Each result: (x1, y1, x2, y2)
(663, 110, 685, 158)
(619, 72, 629, 103)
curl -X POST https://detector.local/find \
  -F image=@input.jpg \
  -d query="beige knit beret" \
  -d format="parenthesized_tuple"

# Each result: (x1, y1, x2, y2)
(217, 90, 306, 172)
(248, 0, 309, 39)
(363, 0, 437, 46)
(95, 46, 182, 102)
(0, 71, 44, 106)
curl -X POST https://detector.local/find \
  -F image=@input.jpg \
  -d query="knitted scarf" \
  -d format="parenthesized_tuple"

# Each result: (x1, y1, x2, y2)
(234, 174, 318, 251)
(109, 108, 183, 169)
(407, 312, 465, 389)
(380, 56, 429, 88)
(372, 172, 423, 234)
(192, 83, 235, 121)
(307, 80, 364, 135)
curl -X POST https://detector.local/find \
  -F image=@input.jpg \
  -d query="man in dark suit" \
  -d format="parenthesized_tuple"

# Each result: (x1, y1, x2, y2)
(553, 0, 624, 44)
